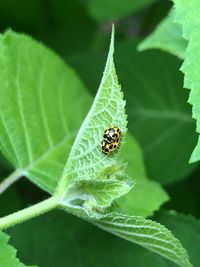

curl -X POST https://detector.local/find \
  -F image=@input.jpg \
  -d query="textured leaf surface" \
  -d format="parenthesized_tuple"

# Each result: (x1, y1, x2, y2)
(86, 0, 158, 22)
(138, 9, 187, 59)
(67, 40, 197, 184)
(0, 30, 91, 193)
(172, 0, 200, 163)
(0, 231, 30, 267)
(57, 27, 132, 214)
(94, 212, 192, 267)
(7, 211, 180, 267)
(0, 29, 167, 217)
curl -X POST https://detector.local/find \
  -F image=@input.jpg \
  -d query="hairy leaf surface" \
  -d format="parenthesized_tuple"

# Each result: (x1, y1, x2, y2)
(0, 30, 167, 217)
(94, 212, 192, 267)
(67, 41, 197, 184)
(9, 210, 194, 267)
(57, 27, 133, 215)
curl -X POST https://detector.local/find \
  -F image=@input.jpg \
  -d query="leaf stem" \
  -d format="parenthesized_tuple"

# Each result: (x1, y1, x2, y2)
(0, 170, 23, 195)
(0, 196, 59, 230)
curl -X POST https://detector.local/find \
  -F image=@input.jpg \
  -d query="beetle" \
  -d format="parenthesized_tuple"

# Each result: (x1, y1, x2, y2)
(101, 126, 121, 155)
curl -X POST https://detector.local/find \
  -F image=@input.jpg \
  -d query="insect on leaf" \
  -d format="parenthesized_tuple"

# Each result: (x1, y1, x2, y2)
(56, 25, 133, 216)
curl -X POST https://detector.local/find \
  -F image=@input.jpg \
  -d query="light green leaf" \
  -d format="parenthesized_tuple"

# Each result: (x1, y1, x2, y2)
(56, 26, 133, 215)
(0, 30, 91, 193)
(94, 212, 192, 267)
(67, 41, 197, 184)
(0, 231, 32, 267)
(2, 27, 191, 267)
(0, 29, 167, 218)
(86, 0, 158, 22)
(138, 9, 187, 59)
(172, 0, 200, 163)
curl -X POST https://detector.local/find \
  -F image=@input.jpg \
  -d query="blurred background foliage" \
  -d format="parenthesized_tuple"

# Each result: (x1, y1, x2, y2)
(0, 0, 200, 266)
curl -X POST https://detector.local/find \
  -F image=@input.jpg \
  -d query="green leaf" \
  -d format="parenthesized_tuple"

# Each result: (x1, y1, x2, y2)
(116, 134, 169, 217)
(0, 29, 167, 218)
(156, 210, 200, 267)
(56, 26, 133, 216)
(172, 0, 200, 163)
(0, 30, 91, 193)
(86, 0, 158, 22)
(6, 210, 184, 267)
(94, 212, 192, 267)
(0, 231, 32, 267)
(138, 9, 187, 59)
(67, 40, 197, 184)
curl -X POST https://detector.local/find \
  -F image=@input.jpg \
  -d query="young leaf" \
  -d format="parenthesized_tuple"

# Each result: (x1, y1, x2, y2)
(56, 26, 133, 216)
(67, 41, 197, 184)
(0, 230, 32, 266)
(0, 29, 167, 218)
(138, 9, 187, 59)
(0, 30, 91, 193)
(172, 0, 200, 163)
(94, 212, 192, 267)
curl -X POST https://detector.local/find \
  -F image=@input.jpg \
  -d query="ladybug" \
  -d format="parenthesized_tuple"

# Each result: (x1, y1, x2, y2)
(101, 126, 121, 155)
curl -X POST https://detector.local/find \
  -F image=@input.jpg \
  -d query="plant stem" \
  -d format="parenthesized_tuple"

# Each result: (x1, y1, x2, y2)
(0, 170, 23, 194)
(0, 196, 59, 230)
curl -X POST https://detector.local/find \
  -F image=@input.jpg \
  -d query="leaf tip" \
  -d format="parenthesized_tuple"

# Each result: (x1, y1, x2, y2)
(109, 24, 115, 56)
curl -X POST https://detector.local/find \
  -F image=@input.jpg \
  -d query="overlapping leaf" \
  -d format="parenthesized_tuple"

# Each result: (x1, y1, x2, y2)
(0, 28, 191, 267)
(0, 231, 32, 267)
(115, 134, 169, 217)
(172, 0, 200, 163)
(67, 41, 197, 184)
(9, 210, 198, 267)
(138, 9, 187, 59)
(56, 27, 133, 214)
(0, 29, 167, 217)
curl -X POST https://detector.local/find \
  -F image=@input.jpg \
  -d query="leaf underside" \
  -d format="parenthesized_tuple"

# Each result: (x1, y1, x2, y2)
(0, 29, 168, 218)
(57, 26, 132, 215)
(0, 28, 191, 267)
(93, 212, 192, 267)
(67, 40, 197, 184)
